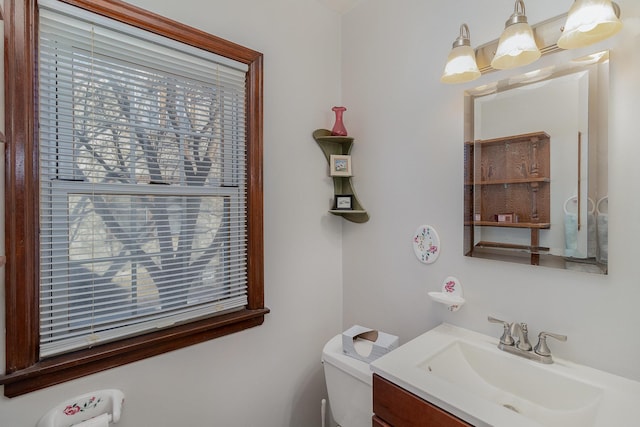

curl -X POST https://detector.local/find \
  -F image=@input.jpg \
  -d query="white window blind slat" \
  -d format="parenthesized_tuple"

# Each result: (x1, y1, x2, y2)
(38, 38, 248, 86)
(38, 0, 249, 357)
(37, 57, 247, 115)
(38, 46, 247, 87)
(41, 282, 248, 321)
(40, 294, 248, 355)
(39, 0, 248, 73)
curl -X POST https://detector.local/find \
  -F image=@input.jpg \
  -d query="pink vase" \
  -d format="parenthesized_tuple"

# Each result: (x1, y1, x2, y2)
(331, 106, 348, 136)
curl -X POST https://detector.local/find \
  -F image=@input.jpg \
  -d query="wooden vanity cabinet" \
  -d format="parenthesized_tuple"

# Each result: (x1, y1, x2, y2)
(373, 374, 472, 427)
(372, 415, 392, 427)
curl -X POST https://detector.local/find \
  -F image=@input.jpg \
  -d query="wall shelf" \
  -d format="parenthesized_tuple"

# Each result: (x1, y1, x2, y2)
(465, 131, 551, 265)
(465, 221, 550, 229)
(467, 177, 550, 186)
(313, 129, 369, 223)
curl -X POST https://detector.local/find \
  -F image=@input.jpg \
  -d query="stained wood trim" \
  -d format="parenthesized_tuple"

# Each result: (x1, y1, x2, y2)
(4, 0, 40, 375)
(471, 131, 550, 146)
(0, 308, 269, 397)
(246, 53, 265, 310)
(372, 415, 393, 427)
(58, 0, 261, 64)
(475, 241, 550, 253)
(3, 0, 266, 397)
(467, 221, 551, 229)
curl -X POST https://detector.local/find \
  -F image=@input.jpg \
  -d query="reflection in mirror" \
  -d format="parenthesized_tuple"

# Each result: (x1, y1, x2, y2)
(464, 51, 609, 274)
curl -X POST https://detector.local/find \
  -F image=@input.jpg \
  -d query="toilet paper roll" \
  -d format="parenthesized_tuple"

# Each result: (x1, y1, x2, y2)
(73, 413, 111, 427)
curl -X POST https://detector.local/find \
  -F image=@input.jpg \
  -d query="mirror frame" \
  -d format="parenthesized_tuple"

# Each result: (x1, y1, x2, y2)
(463, 50, 610, 274)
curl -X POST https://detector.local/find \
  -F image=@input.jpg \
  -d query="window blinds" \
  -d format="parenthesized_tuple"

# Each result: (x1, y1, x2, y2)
(38, 0, 249, 357)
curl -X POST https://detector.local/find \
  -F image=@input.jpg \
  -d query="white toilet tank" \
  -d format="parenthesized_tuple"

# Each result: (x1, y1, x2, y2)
(322, 334, 372, 427)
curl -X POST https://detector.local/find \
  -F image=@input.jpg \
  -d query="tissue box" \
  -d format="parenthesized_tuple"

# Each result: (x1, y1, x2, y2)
(342, 325, 399, 363)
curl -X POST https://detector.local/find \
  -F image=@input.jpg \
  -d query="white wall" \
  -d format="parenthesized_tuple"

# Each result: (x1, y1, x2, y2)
(0, 1, 345, 426)
(3, 1, 640, 425)
(341, 0, 640, 381)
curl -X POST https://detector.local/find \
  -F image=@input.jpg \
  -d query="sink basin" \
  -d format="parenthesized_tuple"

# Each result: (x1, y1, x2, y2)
(420, 340, 602, 426)
(370, 323, 640, 427)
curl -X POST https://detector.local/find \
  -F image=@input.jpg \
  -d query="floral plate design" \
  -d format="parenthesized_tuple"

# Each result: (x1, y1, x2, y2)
(428, 276, 465, 311)
(412, 224, 440, 264)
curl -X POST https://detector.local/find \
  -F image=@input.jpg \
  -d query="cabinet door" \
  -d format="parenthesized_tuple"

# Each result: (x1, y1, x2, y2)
(373, 375, 472, 427)
(372, 415, 392, 427)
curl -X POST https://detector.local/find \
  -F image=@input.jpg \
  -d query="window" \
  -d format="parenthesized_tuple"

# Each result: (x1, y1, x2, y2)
(1, 0, 266, 397)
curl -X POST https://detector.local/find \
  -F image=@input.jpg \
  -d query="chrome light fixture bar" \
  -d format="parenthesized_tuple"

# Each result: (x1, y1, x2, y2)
(442, 1, 622, 79)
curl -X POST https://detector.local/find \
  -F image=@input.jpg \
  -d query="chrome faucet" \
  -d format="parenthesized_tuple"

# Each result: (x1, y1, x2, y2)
(488, 316, 566, 364)
(509, 322, 532, 351)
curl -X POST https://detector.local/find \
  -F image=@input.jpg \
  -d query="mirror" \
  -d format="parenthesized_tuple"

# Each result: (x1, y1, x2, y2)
(464, 51, 609, 274)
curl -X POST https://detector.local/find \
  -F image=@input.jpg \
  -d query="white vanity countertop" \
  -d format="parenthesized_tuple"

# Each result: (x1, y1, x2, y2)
(370, 323, 640, 427)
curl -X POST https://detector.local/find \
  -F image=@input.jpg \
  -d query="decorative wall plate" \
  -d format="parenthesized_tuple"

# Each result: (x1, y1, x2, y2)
(412, 225, 440, 264)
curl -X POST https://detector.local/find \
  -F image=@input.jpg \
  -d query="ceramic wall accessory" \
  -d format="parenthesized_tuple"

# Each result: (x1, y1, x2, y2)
(412, 224, 440, 264)
(428, 276, 465, 311)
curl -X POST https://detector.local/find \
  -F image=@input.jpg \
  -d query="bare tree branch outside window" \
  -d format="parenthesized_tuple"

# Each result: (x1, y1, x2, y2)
(39, 44, 246, 352)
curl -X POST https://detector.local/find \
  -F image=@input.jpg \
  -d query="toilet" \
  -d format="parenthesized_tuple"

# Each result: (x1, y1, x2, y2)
(322, 334, 373, 427)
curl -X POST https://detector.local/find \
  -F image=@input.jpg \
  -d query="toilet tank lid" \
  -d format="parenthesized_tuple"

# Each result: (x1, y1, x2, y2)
(322, 334, 372, 386)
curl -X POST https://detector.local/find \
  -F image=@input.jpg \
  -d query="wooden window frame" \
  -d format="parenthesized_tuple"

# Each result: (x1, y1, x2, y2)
(1, 0, 267, 397)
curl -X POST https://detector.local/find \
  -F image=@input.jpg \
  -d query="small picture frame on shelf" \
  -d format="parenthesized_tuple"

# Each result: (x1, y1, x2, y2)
(495, 212, 519, 223)
(329, 154, 352, 177)
(334, 194, 353, 210)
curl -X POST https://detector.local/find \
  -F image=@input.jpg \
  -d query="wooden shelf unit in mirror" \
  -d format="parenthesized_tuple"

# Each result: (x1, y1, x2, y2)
(465, 131, 551, 265)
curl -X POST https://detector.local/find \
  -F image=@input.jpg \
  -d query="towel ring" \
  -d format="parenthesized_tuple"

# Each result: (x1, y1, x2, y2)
(596, 196, 608, 216)
(563, 195, 578, 215)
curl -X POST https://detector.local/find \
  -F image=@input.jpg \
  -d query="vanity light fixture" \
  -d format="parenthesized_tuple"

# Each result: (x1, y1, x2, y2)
(557, 0, 623, 49)
(491, 0, 541, 70)
(440, 0, 623, 83)
(440, 24, 481, 84)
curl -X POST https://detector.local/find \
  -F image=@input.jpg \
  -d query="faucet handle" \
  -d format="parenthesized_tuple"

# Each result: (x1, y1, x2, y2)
(487, 316, 514, 346)
(534, 331, 567, 356)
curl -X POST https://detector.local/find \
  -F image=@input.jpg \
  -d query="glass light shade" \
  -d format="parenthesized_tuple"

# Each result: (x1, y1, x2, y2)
(491, 22, 541, 70)
(557, 0, 622, 49)
(441, 44, 481, 84)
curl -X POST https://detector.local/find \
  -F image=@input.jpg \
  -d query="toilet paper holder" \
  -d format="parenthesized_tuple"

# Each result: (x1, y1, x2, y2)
(37, 389, 124, 427)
